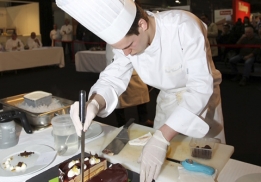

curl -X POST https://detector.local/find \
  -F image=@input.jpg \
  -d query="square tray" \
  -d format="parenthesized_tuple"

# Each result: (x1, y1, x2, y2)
(0, 93, 74, 127)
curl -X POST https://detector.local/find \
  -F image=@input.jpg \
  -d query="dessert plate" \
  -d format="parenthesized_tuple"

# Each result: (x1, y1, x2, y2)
(85, 122, 103, 140)
(0, 144, 55, 177)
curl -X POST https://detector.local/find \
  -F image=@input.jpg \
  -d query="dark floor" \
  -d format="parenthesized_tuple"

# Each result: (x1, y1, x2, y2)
(0, 58, 261, 167)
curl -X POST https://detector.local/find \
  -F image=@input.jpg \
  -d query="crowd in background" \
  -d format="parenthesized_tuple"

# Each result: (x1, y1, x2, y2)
(1, 13, 261, 86)
(199, 14, 261, 86)
(0, 31, 42, 52)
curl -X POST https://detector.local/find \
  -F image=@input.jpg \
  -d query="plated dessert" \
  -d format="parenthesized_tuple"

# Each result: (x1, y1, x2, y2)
(58, 154, 128, 182)
(2, 151, 35, 172)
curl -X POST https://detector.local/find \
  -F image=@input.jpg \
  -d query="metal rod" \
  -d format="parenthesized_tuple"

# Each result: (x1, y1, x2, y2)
(79, 90, 86, 182)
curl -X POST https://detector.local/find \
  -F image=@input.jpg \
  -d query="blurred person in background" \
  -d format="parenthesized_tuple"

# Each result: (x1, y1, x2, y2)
(201, 14, 219, 60)
(50, 24, 61, 47)
(243, 16, 252, 27)
(232, 18, 245, 42)
(256, 14, 261, 32)
(5, 32, 24, 51)
(27, 32, 42, 49)
(229, 26, 260, 86)
(60, 18, 73, 60)
(217, 23, 237, 62)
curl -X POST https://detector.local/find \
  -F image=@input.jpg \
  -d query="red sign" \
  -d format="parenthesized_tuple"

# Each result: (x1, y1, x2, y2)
(233, 0, 250, 23)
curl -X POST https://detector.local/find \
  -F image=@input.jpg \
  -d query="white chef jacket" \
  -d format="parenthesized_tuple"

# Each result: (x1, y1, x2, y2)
(27, 37, 42, 49)
(5, 38, 24, 51)
(60, 24, 73, 41)
(50, 29, 61, 46)
(89, 10, 225, 142)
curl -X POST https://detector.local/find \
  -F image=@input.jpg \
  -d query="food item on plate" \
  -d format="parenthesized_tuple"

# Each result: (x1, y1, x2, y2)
(88, 163, 128, 182)
(59, 154, 128, 182)
(59, 155, 107, 182)
(18, 151, 35, 157)
(191, 145, 212, 159)
(2, 157, 27, 172)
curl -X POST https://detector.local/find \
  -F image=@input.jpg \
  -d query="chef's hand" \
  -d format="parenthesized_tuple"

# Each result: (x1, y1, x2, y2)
(70, 99, 99, 137)
(138, 130, 170, 182)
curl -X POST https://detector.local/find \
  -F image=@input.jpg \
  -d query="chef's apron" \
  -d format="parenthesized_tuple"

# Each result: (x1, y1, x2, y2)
(154, 84, 226, 144)
(117, 70, 150, 108)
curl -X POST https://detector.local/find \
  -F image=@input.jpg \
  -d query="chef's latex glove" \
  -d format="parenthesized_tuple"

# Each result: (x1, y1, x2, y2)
(70, 100, 99, 137)
(138, 130, 170, 182)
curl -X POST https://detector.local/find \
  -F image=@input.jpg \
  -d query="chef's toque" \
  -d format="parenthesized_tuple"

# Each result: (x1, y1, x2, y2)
(56, 0, 137, 44)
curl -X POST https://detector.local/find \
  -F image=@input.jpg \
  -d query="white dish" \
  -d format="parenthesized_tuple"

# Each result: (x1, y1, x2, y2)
(0, 144, 55, 177)
(235, 173, 261, 182)
(85, 122, 103, 140)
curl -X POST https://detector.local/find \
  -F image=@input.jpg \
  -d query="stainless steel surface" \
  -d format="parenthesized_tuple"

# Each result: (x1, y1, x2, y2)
(102, 118, 134, 155)
(0, 93, 74, 127)
(81, 130, 85, 182)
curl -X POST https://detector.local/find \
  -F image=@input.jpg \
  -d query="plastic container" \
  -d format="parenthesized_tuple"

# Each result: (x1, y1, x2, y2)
(0, 121, 21, 149)
(51, 114, 79, 156)
(189, 138, 219, 159)
(24, 91, 52, 107)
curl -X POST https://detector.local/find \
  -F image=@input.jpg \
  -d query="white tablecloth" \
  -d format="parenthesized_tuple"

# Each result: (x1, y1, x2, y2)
(0, 120, 259, 182)
(75, 51, 106, 73)
(0, 47, 64, 72)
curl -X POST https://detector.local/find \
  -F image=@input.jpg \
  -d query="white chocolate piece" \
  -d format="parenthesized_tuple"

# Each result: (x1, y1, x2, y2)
(68, 160, 80, 168)
(68, 166, 80, 178)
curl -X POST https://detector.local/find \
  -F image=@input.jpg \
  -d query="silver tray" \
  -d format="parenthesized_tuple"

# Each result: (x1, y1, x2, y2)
(0, 93, 74, 127)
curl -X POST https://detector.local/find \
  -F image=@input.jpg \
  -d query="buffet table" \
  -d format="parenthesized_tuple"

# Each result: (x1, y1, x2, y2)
(0, 121, 250, 182)
(75, 50, 106, 73)
(0, 47, 64, 72)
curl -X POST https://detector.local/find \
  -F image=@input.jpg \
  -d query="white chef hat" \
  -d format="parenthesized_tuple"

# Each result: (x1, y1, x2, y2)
(56, 0, 137, 44)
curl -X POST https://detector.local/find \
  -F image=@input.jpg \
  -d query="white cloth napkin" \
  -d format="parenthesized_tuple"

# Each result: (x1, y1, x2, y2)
(177, 166, 217, 182)
(128, 132, 152, 146)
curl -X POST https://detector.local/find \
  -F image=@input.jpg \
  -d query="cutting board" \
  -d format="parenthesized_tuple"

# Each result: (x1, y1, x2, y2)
(85, 123, 234, 182)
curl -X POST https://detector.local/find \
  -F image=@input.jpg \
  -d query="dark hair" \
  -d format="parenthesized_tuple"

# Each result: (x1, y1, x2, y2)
(126, 2, 148, 36)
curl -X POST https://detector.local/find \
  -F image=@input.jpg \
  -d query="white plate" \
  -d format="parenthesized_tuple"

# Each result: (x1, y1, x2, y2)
(235, 173, 261, 182)
(0, 144, 55, 177)
(85, 122, 103, 139)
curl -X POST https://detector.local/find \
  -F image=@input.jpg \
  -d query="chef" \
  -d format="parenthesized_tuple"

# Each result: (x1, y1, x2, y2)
(56, 0, 226, 182)
(27, 32, 42, 49)
(5, 32, 24, 51)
